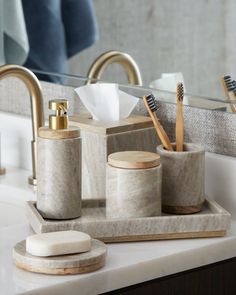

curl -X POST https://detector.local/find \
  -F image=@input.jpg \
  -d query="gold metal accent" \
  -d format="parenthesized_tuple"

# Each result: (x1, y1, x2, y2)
(49, 99, 69, 130)
(0, 64, 44, 185)
(86, 50, 142, 85)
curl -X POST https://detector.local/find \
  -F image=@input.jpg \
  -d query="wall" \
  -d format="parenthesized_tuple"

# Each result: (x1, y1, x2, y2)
(1, 79, 236, 158)
(69, 0, 235, 98)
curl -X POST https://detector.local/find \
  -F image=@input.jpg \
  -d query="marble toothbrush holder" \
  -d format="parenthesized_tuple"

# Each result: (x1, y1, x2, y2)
(156, 143, 205, 214)
(106, 151, 162, 219)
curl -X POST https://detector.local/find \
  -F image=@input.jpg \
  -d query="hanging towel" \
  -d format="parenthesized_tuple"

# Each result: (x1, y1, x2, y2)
(0, 0, 29, 65)
(22, 0, 98, 82)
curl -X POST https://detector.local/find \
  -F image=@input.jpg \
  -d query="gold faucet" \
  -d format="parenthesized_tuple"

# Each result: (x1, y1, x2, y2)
(86, 50, 142, 85)
(0, 64, 44, 185)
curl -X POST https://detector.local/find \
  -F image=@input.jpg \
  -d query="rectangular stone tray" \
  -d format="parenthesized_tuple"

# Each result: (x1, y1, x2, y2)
(27, 199, 231, 243)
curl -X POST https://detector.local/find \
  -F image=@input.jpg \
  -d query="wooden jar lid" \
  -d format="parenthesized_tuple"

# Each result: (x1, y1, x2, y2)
(38, 126, 80, 139)
(108, 151, 160, 169)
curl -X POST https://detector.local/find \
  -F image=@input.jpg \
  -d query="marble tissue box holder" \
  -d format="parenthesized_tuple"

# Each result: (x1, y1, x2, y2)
(70, 114, 159, 199)
(106, 151, 162, 219)
(156, 143, 205, 214)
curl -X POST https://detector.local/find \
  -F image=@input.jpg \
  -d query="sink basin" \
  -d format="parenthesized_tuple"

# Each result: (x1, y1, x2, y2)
(0, 170, 36, 229)
(0, 202, 27, 228)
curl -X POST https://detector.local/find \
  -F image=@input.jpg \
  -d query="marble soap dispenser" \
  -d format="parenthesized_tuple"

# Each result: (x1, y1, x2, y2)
(37, 99, 81, 220)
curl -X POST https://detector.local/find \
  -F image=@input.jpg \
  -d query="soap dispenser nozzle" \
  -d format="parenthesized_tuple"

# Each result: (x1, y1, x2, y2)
(49, 99, 69, 130)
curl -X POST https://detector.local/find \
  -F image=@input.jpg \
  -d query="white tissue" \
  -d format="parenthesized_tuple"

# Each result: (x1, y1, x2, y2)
(149, 72, 189, 104)
(75, 83, 139, 122)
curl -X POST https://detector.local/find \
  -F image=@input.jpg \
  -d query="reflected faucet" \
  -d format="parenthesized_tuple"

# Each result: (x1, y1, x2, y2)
(0, 64, 44, 185)
(86, 50, 142, 85)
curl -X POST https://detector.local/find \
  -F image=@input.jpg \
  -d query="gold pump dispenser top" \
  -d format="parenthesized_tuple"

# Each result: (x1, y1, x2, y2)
(39, 98, 80, 140)
(49, 99, 69, 130)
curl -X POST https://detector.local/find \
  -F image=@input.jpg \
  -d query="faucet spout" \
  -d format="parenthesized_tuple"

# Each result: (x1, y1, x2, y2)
(86, 50, 142, 85)
(0, 64, 44, 185)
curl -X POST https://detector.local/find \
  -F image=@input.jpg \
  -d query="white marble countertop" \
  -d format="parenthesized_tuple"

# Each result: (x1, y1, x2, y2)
(1, 154, 236, 295)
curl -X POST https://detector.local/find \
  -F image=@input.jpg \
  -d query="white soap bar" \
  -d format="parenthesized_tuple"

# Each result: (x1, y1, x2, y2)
(26, 231, 91, 257)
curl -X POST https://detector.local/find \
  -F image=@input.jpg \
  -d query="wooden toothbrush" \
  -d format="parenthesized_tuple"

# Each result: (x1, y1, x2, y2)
(220, 75, 236, 113)
(143, 94, 173, 151)
(232, 80, 236, 100)
(176, 82, 184, 152)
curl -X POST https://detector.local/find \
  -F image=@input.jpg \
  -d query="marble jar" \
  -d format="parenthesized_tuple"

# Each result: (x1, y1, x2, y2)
(106, 151, 162, 219)
(37, 127, 81, 220)
(156, 143, 205, 214)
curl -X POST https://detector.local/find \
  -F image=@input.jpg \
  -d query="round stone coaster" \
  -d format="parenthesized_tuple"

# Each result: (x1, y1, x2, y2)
(13, 238, 107, 275)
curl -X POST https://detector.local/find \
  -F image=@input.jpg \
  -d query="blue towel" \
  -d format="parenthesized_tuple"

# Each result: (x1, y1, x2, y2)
(0, 0, 29, 65)
(22, 0, 98, 82)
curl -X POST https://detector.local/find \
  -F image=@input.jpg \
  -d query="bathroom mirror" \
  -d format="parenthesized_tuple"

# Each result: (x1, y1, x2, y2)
(33, 69, 231, 113)
(3, 0, 235, 112)
(68, 1, 234, 100)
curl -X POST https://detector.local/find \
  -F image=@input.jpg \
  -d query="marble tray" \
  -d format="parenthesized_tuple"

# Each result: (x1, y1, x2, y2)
(27, 199, 231, 243)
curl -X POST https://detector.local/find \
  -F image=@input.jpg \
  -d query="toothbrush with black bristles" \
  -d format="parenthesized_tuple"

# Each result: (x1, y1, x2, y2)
(231, 80, 236, 112)
(143, 94, 173, 151)
(220, 75, 236, 113)
(176, 82, 184, 152)
(231, 80, 236, 98)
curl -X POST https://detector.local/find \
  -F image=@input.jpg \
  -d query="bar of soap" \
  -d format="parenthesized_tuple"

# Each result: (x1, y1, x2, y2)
(26, 231, 91, 257)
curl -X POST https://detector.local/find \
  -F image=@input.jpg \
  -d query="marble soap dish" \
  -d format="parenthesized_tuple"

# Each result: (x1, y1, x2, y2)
(13, 239, 107, 275)
(26, 199, 231, 243)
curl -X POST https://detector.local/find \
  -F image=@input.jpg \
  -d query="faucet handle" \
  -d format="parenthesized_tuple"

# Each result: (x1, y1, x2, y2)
(49, 99, 69, 130)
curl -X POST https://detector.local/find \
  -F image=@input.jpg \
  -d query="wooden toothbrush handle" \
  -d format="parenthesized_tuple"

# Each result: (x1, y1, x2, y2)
(149, 111, 173, 151)
(176, 101, 184, 152)
(228, 91, 236, 112)
(220, 77, 236, 113)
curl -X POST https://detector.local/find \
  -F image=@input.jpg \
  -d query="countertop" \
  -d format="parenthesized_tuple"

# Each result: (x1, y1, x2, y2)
(1, 155, 236, 295)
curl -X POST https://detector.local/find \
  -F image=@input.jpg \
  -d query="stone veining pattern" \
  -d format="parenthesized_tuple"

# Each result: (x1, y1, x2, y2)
(37, 136, 81, 219)
(106, 164, 162, 218)
(157, 143, 205, 207)
(27, 199, 231, 240)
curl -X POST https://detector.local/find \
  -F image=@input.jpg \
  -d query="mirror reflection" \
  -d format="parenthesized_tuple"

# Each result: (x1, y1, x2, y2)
(1, 0, 236, 108)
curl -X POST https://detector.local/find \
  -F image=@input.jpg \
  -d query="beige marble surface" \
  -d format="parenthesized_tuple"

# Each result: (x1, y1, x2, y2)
(37, 136, 81, 219)
(106, 164, 162, 219)
(157, 143, 205, 211)
(27, 199, 231, 242)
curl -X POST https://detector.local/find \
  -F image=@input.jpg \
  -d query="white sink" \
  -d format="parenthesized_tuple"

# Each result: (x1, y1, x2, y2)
(0, 186, 30, 228)
(0, 168, 36, 229)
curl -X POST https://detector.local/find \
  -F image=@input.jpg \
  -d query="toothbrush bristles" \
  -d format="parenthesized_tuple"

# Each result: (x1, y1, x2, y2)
(177, 82, 184, 102)
(145, 94, 158, 112)
(223, 75, 234, 92)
